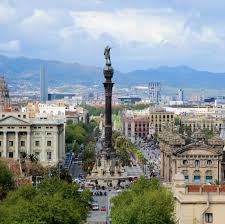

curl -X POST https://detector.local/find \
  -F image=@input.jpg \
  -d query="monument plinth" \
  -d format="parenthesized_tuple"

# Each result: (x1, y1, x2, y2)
(86, 46, 128, 187)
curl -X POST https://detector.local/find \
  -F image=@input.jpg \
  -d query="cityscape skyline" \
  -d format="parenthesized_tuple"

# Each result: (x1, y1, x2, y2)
(1, 0, 225, 72)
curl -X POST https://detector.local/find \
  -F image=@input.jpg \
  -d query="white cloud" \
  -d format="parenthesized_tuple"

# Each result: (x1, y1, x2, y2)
(0, 40, 20, 52)
(0, 3, 15, 24)
(70, 8, 225, 49)
(22, 9, 57, 30)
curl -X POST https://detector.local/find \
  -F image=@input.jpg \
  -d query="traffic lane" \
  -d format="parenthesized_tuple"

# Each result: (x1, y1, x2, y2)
(87, 194, 108, 223)
(69, 161, 86, 179)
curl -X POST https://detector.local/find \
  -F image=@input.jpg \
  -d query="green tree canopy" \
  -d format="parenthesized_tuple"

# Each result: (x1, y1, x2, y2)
(0, 160, 14, 192)
(0, 178, 92, 224)
(111, 177, 175, 224)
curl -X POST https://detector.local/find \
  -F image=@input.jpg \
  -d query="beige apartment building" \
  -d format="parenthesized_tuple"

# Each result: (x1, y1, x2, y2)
(173, 173, 225, 224)
(0, 112, 65, 165)
(181, 115, 223, 132)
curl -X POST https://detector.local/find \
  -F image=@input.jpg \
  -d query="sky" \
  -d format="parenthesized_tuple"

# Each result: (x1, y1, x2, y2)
(1, 0, 225, 72)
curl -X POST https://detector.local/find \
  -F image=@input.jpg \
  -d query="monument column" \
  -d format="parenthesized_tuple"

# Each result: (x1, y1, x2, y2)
(103, 46, 114, 156)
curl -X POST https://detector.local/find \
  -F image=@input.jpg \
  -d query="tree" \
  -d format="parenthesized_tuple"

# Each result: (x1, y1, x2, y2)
(0, 161, 14, 191)
(201, 128, 213, 139)
(82, 141, 96, 173)
(111, 177, 175, 224)
(0, 160, 14, 200)
(0, 178, 92, 224)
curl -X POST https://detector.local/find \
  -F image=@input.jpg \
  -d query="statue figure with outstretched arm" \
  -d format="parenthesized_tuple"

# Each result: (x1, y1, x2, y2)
(104, 46, 111, 65)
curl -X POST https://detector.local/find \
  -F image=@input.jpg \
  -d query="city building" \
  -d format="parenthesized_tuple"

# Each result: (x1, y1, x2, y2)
(177, 89, 184, 101)
(148, 82, 161, 104)
(0, 112, 65, 166)
(122, 107, 174, 141)
(40, 66, 48, 103)
(0, 76, 10, 112)
(65, 106, 89, 124)
(48, 93, 76, 101)
(117, 97, 142, 104)
(173, 173, 225, 224)
(180, 114, 223, 132)
(160, 128, 225, 184)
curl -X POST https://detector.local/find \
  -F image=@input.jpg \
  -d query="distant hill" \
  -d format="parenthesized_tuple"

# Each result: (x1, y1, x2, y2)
(0, 54, 225, 89)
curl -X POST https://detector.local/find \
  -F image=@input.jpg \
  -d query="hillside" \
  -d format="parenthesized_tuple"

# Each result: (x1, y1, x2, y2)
(0, 54, 225, 89)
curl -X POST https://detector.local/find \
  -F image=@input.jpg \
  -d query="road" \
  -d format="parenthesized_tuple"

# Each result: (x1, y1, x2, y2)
(86, 190, 118, 224)
(69, 151, 86, 179)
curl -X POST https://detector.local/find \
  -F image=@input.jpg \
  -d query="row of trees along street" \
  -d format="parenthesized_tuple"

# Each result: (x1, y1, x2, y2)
(65, 120, 99, 173)
(112, 131, 145, 166)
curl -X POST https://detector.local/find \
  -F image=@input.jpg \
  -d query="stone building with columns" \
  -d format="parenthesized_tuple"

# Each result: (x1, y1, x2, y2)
(159, 128, 225, 184)
(0, 112, 65, 166)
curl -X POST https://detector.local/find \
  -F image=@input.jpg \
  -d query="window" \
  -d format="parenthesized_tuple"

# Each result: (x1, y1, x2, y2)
(8, 141, 13, 147)
(8, 152, 13, 158)
(0, 152, 1, 157)
(183, 160, 188, 166)
(35, 141, 40, 147)
(184, 176, 189, 183)
(47, 152, 52, 160)
(206, 176, 213, 183)
(207, 160, 212, 166)
(47, 133, 52, 136)
(20, 141, 25, 147)
(194, 175, 201, 184)
(0, 141, 1, 147)
(205, 213, 213, 223)
(47, 141, 52, 147)
(195, 160, 200, 168)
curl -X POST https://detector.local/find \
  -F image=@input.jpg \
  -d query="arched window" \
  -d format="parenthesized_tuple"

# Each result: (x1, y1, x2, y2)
(195, 160, 200, 168)
(182, 160, 188, 166)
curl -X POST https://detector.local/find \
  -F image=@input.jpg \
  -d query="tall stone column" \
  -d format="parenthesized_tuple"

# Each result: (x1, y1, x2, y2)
(3, 131, 7, 157)
(27, 131, 31, 155)
(103, 61, 114, 155)
(15, 131, 19, 159)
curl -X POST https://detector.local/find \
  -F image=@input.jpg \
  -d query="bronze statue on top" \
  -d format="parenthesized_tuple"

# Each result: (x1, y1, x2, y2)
(104, 46, 111, 65)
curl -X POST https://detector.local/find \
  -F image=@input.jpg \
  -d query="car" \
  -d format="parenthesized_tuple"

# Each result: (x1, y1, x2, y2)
(92, 203, 99, 211)
(100, 206, 107, 212)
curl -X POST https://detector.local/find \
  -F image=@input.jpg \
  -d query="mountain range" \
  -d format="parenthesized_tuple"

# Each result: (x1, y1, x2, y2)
(0, 54, 225, 89)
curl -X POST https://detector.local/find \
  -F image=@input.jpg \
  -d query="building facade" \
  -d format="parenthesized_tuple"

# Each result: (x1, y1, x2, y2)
(173, 173, 225, 224)
(181, 115, 223, 132)
(40, 66, 48, 103)
(148, 82, 161, 103)
(0, 76, 10, 112)
(122, 109, 174, 141)
(160, 129, 224, 184)
(0, 113, 65, 165)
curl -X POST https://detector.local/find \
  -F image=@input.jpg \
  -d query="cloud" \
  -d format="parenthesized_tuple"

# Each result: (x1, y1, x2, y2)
(70, 8, 225, 49)
(0, 40, 20, 52)
(0, 3, 15, 24)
